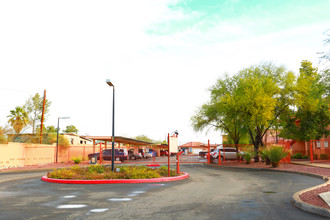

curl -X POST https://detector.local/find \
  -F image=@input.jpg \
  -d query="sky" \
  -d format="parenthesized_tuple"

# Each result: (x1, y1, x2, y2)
(0, 0, 329, 145)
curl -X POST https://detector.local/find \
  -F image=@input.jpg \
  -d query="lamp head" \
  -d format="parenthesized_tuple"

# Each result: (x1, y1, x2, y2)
(59, 117, 70, 119)
(106, 79, 114, 87)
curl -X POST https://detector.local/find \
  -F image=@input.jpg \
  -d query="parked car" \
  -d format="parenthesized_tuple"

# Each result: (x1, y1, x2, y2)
(88, 149, 128, 162)
(199, 149, 215, 158)
(211, 147, 244, 161)
(128, 149, 142, 160)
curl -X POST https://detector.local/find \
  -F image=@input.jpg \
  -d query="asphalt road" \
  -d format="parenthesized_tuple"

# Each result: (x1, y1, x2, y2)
(0, 165, 327, 220)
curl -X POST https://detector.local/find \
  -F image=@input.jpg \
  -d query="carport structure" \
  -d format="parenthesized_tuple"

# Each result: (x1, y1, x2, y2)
(85, 136, 154, 154)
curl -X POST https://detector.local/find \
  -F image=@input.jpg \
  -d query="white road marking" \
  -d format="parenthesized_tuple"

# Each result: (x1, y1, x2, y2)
(131, 191, 146, 194)
(89, 208, 109, 213)
(63, 195, 76, 198)
(57, 204, 87, 209)
(108, 198, 132, 202)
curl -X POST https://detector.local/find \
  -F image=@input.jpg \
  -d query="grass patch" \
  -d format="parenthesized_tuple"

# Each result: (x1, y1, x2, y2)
(47, 165, 179, 180)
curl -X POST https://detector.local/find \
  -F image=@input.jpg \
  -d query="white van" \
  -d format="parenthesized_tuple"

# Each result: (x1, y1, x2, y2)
(211, 146, 244, 161)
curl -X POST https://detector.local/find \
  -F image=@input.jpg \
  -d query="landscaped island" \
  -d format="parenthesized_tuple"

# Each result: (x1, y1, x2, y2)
(47, 165, 178, 180)
(41, 165, 189, 184)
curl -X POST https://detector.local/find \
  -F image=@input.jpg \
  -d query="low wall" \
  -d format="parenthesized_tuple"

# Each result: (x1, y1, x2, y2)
(0, 143, 93, 169)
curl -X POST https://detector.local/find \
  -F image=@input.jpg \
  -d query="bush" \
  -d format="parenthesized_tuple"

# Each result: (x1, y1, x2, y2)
(260, 145, 289, 168)
(72, 157, 82, 164)
(292, 153, 303, 159)
(320, 154, 329, 160)
(47, 165, 178, 180)
(302, 155, 309, 159)
(242, 149, 256, 164)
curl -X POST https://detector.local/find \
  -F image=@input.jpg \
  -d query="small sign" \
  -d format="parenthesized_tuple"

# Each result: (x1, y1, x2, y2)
(90, 156, 97, 164)
(169, 136, 178, 153)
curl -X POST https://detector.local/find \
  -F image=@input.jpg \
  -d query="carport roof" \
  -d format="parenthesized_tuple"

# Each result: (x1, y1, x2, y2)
(84, 136, 154, 146)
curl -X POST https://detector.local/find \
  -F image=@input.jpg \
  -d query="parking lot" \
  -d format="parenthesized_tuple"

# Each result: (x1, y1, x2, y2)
(0, 165, 327, 220)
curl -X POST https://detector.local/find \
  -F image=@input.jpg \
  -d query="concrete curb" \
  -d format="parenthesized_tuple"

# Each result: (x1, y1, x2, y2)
(205, 163, 330, 217)
(291, 177, 330, 218)
(41, 172, 189, 184)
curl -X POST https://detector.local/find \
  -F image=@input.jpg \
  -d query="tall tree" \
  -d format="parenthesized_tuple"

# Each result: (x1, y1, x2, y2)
(24, 93, 51, 134)
(134, 135, 154, 143)
(191, 75, 249, 156)
(280, 60, 330, 141)
(236, 63, 295, 161)
(63, 125, 79, 134)
(7, 106, 29, 137)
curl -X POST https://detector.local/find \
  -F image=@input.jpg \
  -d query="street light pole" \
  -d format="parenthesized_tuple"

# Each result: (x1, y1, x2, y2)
(106, 79, 115, 171)
(56, 117, 70, 163)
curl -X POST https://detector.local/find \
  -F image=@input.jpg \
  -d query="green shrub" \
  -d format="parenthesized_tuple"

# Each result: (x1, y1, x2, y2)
(72, 157, 82, 164)
(292, 153, 303, 159)
(156, 165, 177, 177)
(47, 165, 178, 180)
(88, 164, 107, 173)
(242, 149, 256, 164)
(302, 155, 309, 159)
(320, 154, 328, 160)
(260, 145, 289, 168)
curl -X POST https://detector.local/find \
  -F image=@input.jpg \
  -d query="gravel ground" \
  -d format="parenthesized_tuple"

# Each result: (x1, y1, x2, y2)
(1, 160, 329, 211)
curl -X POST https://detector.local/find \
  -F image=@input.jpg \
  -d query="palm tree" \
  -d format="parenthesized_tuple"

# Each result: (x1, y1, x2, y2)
(7, 106, 29, 134)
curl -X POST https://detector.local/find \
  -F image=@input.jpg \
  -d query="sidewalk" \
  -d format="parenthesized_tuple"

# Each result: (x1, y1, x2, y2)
(291, 160, 330, 169)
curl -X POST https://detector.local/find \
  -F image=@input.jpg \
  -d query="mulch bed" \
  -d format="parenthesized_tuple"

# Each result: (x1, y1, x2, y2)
(299, 184, 330, 209)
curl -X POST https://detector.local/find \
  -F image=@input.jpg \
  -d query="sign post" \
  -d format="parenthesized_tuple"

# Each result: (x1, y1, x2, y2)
(168, 132, 178, 177)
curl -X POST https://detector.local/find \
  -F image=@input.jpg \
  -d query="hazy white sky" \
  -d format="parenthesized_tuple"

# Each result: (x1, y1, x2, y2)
(0, 0, 329, 145)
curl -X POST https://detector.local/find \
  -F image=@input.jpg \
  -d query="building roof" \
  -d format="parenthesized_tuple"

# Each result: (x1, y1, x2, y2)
(84, 136, 154, 146)
(179, 142, 218, 148)
(63, 133, 92, 141)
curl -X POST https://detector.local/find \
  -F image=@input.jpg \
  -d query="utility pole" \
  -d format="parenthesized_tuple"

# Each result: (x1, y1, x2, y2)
(40, 90, 46, 144)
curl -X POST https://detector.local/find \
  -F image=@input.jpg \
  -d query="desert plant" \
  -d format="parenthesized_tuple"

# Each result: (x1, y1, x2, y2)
(259, 147, 271, 165)
(260, 145, 289, 168)
(242, 149, 256, 164)
(72, 157, 82, 164)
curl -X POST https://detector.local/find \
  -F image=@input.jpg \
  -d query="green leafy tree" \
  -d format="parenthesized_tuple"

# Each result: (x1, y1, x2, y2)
(191, 75, 249, 157)
(44, 134, 70, 146)
(134, 135, 154, 143)
(63, 125, 79, 134)
(24, 93, 51, 134)
(0, 125, 11, 144)
(235, 63, 295, 161)
(7, 106, 29, 137)
(46, 125, 57, 134)
(280, 60, 330, 141)
(192, 63, 295, 162)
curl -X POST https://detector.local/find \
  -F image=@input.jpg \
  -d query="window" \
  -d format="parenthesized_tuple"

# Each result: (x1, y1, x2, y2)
(80, 140, 83, 144)
(71, 138, 74, 145)
(325, 141, 328, 148)
(317, 141, 321, 148)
